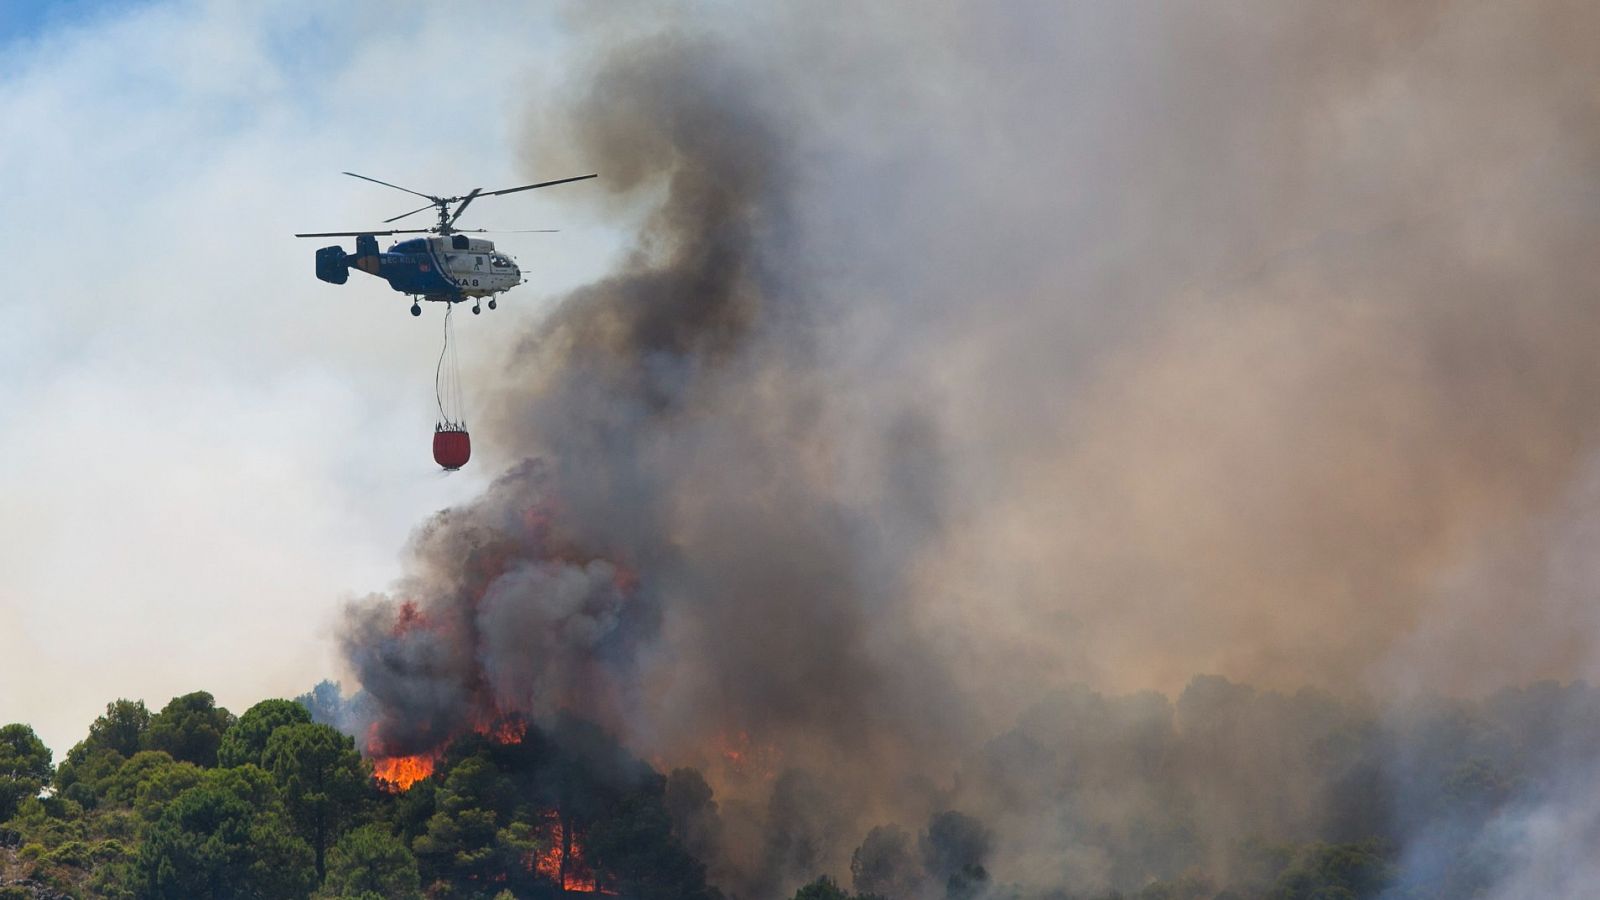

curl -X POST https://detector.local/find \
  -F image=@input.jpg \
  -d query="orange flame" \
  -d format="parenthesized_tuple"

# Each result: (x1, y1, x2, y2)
(474, 716, 527, 745)
(372, 753, 437, 792)
(368, 713, 526, 793)
(390, 600, 430, 636)
(526, 810, 613, 893)
(565, 838, 599, 893)
(533, 840, 562, 883)
(717, 730, 782, 780)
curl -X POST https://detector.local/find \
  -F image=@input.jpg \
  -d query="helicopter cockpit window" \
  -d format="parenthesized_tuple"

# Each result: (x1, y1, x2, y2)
(491, 255, 512, 267)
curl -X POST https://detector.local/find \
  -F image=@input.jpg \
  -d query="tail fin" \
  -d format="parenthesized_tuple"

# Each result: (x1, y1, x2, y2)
(351, 234, 382, 275)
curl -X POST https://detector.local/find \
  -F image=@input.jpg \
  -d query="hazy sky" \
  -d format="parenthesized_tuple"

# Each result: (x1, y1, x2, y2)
(8, 5, 1592, 896)
(0, 1, 622, 754)
(8, 0, 1600, 771)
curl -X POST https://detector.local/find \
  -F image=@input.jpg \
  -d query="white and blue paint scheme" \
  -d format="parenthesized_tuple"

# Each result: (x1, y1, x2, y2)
(313, 233, 524, 315)
(296, 171, 595, 316)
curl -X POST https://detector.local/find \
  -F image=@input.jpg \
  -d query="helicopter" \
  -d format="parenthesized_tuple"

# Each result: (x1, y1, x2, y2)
(295, 171, 596, 316)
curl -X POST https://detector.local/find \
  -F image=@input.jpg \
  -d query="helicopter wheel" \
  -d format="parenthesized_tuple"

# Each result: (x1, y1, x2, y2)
(410, 303, 421, 317)
(487, 298, 497, 310)
(472, 304, 481, 315)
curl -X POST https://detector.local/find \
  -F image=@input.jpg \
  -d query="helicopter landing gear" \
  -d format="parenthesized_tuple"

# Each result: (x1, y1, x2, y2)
(472, 302, 481, 315)
(410, 302, 421, 317)
(487, 298, 497, 310)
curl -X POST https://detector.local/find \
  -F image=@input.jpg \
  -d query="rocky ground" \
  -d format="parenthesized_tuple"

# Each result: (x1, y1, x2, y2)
(0, 829, 73, 900)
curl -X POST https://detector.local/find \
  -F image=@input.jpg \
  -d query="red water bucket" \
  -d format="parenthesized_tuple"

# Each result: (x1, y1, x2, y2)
(433, 426, 471, 470)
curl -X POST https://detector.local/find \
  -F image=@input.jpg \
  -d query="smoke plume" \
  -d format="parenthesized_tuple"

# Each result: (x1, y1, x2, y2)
(337, 3, 1600, 896)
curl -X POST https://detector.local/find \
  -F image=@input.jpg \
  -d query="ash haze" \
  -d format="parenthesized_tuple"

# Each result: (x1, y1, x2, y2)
(6, 1, 1600, 898)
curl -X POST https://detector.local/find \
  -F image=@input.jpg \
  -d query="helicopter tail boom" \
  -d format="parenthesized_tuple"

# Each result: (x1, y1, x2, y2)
(314, 235, 383, 285)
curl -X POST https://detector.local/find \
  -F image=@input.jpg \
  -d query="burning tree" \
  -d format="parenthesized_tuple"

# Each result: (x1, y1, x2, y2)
(370, 714, 715, 899)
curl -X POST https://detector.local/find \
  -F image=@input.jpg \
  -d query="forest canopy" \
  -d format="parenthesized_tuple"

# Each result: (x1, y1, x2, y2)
(3, 676, 1595, 899)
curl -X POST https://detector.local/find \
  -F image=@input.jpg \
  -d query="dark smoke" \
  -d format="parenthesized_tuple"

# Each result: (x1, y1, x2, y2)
(340, 22, 960, 894)
(336, 3, 1600, 897)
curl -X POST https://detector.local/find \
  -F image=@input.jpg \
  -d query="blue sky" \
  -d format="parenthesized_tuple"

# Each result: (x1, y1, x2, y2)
(0, 0, 151, 45)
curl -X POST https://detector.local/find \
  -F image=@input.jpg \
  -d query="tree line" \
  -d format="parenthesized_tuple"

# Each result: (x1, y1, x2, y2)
(8, 676, 1592, 898)
(0, 691, 716, 899)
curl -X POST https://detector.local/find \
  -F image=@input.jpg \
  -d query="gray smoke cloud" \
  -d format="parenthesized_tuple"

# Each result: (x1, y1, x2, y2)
(336, 2, 1600, 896)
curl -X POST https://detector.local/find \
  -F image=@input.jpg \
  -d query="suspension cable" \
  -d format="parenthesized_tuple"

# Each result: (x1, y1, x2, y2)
(435, 304, 461, 427)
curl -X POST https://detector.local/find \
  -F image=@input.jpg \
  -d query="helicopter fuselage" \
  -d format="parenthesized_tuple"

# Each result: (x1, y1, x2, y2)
(297, 169, 594, 315)
(316, 233, 522, 305)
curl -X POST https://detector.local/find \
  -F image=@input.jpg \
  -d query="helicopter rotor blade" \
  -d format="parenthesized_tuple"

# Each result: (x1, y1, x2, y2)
(456, 229, 561, 233)
(342, 172, 439, 202)
(300, 173, 592, 240)
(446, 188, 484, 229)
(478, 173, 597, 198)
(293, 228, 433, 238)
(383, 201, 439, 224)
